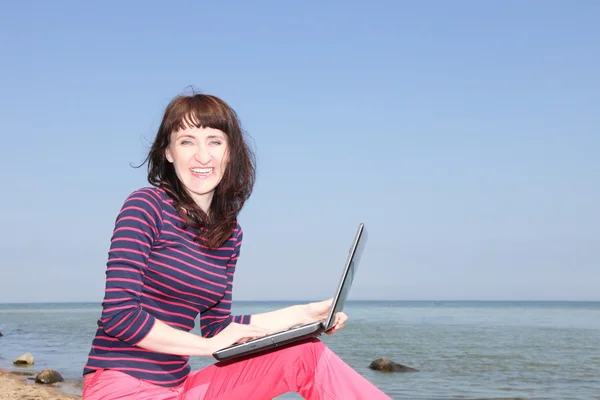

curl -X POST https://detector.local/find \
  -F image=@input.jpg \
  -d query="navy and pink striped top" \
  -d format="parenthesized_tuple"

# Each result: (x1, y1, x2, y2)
(83, 186, 251, 387)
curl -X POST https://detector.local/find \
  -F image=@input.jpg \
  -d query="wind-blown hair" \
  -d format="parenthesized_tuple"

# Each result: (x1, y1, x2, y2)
(141, 93, 256, 248)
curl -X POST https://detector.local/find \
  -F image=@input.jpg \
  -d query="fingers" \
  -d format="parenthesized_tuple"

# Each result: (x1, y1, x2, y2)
(325, 312, 348, 335)
(244, 324, 271, 338)
(229, 323, 271, 344)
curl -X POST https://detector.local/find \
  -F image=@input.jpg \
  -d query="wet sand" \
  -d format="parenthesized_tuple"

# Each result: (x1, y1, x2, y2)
(0, 369, 81, 400)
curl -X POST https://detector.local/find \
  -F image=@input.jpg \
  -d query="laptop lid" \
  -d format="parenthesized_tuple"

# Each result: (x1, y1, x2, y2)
(323, 223, 367, 330)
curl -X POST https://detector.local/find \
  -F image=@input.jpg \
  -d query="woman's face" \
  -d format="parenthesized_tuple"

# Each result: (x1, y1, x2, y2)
(165, 126, 229, 211)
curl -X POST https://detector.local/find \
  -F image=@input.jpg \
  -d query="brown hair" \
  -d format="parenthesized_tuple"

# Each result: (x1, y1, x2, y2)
(141, 92, 256, 248)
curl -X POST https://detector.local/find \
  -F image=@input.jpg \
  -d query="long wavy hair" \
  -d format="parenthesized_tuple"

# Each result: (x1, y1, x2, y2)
(142, 93, 256, 249)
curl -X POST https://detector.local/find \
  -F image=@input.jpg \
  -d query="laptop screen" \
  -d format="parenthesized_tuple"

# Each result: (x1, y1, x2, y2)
(324, 224, 367, 330)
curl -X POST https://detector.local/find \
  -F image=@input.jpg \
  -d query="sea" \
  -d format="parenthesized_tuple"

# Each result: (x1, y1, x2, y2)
(0, 301, 598, 399)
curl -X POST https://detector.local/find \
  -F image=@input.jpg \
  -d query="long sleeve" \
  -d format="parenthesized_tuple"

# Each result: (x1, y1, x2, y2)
(99, 188, 163, 345)
(199, 228, 252, 338)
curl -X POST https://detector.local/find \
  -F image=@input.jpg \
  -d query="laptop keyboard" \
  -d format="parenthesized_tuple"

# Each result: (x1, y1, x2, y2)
(236, 322, 316, 345)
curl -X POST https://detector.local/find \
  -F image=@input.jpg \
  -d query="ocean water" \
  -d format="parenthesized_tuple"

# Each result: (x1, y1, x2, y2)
(0, 301, 599, 399)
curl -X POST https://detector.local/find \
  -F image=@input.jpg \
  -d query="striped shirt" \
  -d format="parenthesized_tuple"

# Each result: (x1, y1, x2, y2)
(83, 187, 251, 387)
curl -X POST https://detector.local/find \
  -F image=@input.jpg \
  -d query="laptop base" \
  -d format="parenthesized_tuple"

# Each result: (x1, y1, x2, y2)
(212, 321, 326, 361)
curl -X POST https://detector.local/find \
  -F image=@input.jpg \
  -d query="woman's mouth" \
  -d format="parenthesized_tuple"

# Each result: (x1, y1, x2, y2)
(190, 167, 214, 178)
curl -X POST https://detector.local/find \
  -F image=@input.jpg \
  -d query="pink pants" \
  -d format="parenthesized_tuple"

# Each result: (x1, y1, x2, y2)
(83, 338, 391, 399)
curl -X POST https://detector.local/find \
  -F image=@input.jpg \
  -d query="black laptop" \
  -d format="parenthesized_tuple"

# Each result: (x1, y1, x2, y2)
(212, 223, 367, 361)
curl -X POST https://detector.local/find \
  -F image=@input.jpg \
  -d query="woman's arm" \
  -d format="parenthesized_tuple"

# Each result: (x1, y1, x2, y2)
(99, 189, 216, 356)
(99, 189, 266, 356)
(249, 304, 312, 332)
(137, 317, 269, 356)
(250, 298, 344, 334)
(136, 318, 213, 356)
(99, 189, 163, 345)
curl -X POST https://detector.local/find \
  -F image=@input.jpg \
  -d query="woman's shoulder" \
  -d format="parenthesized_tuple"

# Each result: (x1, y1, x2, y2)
(121, 186, 172, 213)
(127, 185, 166, 200)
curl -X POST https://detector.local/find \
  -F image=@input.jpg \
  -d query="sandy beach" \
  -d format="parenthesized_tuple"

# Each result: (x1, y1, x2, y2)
(0, 369, 81, 400)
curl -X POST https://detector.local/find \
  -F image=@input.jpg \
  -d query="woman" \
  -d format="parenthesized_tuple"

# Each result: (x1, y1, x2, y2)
(82, 93, 391, 399)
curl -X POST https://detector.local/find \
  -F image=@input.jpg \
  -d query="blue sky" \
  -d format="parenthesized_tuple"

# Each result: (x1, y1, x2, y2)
(1, 1, 598, 303)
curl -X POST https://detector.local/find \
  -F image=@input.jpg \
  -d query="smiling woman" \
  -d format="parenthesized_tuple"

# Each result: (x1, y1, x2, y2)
(166, 127, 229, 207)
(143, 94, 256, 249)
(81, 91, 391, 400)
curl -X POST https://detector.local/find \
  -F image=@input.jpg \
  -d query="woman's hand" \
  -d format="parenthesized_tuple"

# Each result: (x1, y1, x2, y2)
(304, 298, 349, 335)
(208, 322, 271, 353)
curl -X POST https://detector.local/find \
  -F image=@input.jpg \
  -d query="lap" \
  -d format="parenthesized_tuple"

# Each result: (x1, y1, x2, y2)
(83, 339, 328, 400)
(181, 338, 325, 400)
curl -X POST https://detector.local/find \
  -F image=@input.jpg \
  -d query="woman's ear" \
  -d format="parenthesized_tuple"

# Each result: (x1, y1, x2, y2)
(165, 148, 173, 163)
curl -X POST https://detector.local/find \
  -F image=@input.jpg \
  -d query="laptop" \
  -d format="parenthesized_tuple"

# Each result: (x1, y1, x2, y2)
(212, 223, 367, 362)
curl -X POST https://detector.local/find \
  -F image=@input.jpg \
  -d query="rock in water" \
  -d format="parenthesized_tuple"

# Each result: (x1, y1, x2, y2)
(0, 331, 3, 336)
(369, 358, 418, 372)
(13, 352, 34, 365)
(35, 369, 65, 384)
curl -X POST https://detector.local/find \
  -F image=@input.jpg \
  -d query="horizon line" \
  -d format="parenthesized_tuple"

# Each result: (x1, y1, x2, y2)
(1, 299, 599, 305)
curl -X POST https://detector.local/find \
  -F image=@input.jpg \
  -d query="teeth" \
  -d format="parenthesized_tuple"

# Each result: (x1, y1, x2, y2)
(191, 168, 213, 174)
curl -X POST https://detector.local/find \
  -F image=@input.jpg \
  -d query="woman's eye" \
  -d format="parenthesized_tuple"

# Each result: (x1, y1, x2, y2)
(181, 140, 192, 145)
(210, 140, 222, 145)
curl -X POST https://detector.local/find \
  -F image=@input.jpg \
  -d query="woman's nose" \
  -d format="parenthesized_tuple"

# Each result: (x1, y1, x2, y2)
(194, 145, 211, 164)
